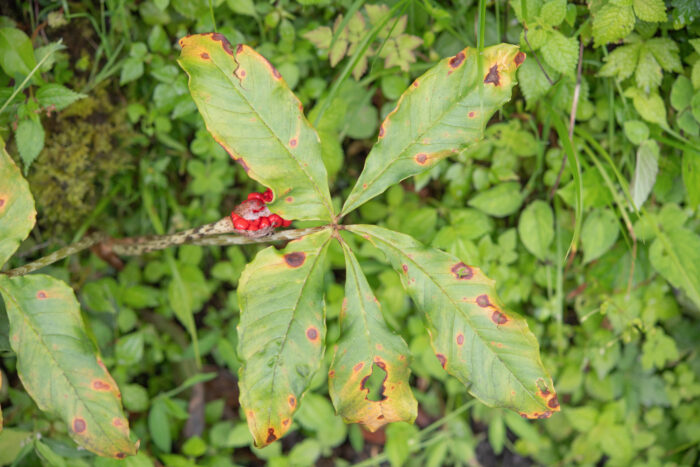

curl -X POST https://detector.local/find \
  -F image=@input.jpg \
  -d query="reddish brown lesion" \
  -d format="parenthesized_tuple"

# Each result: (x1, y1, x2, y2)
(451, 262, 474, 280)
(289, 138, 297, 147)
(284, 252, 305, 267)
(288, 395, 296, 408)
(73, 417, 87, 434)
(210, 32, 234, 56)
(266, 428, 277, 443)
(378, 124, 385, 138)
(448, 50, 466, 70)
(36, 291, 48, 300)
(476, 294, 491, 308)
(306, 326, 319, 342)
(414, 153, 428, 165)
(353, 362, 364, 372)
(484, 65, 500, 86)
(92, 380, 111, 391)
(514, 51, 526, 66)
(435, 353, 447, 369)
(491, 310, 508, 325)
(456, 333, 465, 345)
(200, 52, 210, 59)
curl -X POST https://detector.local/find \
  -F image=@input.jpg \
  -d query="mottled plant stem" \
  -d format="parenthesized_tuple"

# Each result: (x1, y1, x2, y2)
(3, 216, 326, 277)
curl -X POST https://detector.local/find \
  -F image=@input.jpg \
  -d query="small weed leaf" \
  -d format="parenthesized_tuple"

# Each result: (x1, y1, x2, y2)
(347, 225, 559, 419)
(237, 229, 332, 446)
(178, 34, 334, 222)
(0, 274, 137, 458)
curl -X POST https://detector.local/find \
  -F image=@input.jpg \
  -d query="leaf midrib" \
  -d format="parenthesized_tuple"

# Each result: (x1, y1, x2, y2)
(352, 227, 546, 411)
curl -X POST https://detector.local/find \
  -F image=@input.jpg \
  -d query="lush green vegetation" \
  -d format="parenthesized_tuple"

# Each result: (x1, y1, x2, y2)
(1, 0, 700, 466)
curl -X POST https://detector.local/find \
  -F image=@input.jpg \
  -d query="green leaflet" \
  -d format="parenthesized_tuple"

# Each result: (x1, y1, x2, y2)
(237, 229, 332, 447)
(329, 242, 417, 431)
(0, 274, 137, 458)
(178, 34, 334, 222)
(0, 138, 36, 268)
(341, 44, 525, 216)
(347, 225, 559, 419)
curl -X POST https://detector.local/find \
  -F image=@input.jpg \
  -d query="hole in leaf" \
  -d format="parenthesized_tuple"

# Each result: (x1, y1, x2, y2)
(362, 363, 388, 402)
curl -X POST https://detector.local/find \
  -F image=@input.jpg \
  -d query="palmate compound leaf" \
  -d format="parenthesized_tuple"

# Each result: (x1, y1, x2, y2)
(341, 44, 525, 216)
(237, 229, 332, 447)
(0, 137, 36, 269)
(178, 34, 334, 222)
(347, 225, 559, 419)
(0, 274, 137, 458)
(329, 242, 417, 431)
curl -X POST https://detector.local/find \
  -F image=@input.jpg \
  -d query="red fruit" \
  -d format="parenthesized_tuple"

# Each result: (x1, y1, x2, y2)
(248, 218, 261, 230)
(262, 188, 274, 203)
(247, 192, 265, 202)
(259, 217, 271, 229)
(231, 213, 250, 230)
(268, 214, 283, 227)
(282, 219, 292, 227)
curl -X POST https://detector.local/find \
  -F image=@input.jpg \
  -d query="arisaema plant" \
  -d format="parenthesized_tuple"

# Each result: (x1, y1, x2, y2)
(177, 33, 558, 447)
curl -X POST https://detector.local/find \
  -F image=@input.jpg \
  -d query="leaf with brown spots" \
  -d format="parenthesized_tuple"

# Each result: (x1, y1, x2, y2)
(341, 44, 524, 216)
(178, 34, 334, 222)
(0, 275, 137, 457)
(329, 244, 417, 432)
(0, 137, 36, 268)
(347, 225, 558, 419)
(237, 229, 332, 446)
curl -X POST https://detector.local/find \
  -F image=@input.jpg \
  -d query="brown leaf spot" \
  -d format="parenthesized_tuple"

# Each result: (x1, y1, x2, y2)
(484, 65, 500, 86)
(412, 80, 419, 88)
(514, 51, 526, 66)
(239, 69, 246, 78)
(548, 395, 560, 409)
(456, 333, 464, 345)
(362, 184, 368, 189)
(377, 414, 385, 420)
(97, 358, 107, 370)
(282, 418, 291, 426)
(353, 362, 364, 372)
(113, 418, 124, 427)
(284, 252, 305, 267)
(378, 125, 385, 138)
(289, 138, 297, 147)
(468, 111, 476, 118)
(73, 417, 87, 434)
(414, 153, 428, 165)
(306, 326, 319, 341)
(476, 294, 491, 308)
(328, 370, 335, 378)
(266, 428, 277, 443)
(402, 264, 408, 274)
(0, 198, 5, 208)
(288, 395, 296, 408)
(210, 32, 234, 56)
(200, 52, 210, 59)
(286, 196, 294, 203)
(36, 291, 48, 300)
(375, 360, 386, 370)
(436, 353, 447, 369)
(236, 44, 244, 53)
(451, 262, 473, 280)
(448, 51, 466, 69)
(398, 354, 405, 361)
(92, 380, 111, 391)
(537, 411, 553, 419)
(115, 453, 125, 459)
(491, 310, 508, 325)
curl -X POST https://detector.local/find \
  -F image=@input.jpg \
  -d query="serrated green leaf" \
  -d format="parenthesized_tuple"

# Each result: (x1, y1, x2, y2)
(178, 34, 334, 221)
(237, 229, 332, 447)
(0, 275, 137, 458)
(15, 119, 44, 173)
(347, 225, 559, 419)
(303, 26, 332, 49)
(329, 243, 417, 432)
(36, 84, 87, 111)
(625, 88, 667, 128)
(592, 4, 635, 47)
(670, 76, 693, 111)
(598, 43, 641, 81)
(341, 44, 524, 216)
(635, 48, 662, 91)
(539, 0, 567, 26)
(650, 228, 700, 308)
(623, 120, 649, 144)
(518, 200, 554, 260)
(581, 209, 620, 263)
(0, 139, 35, 268)
(631, 140, 659, 208)
(645, 38, 681, 74)
(517, 58, 555, 107)
(540, 31, 579, 76)
(633, 0, 667, 22)
(468, 182, 524, 217)
(0, 27, 37, 78)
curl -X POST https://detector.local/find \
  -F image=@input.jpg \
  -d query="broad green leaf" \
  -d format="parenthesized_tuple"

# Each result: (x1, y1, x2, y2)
(0, 27, 37, 78)
(237, 229, 332, 446)
(538, 0, 567, 26)
(622, 120, 649, 145)
(540, 31, 578, 76)
(15, 118, 45, 173)
(0, 138, 35, 268)
(581, 209, 620, 264)
(625, 88, 667, 128)
(633, 0, 667, 22)
(682, 151, 700, 208)
(329, 243, 417, 432)
(635, 48, 662, 91)
(650, 228, 700, 309)
(178, 34, 334, 222)
(671, 76, 693, 112)
(36, 84, 87, 111)
(347, 225, 559, 419)
(341, 44, 525, 216)
(631, 140, 659, 208)
(0, 275, 137, 458)
(592, 4, 635, 47)
(518, 200, 554, 260)
(468, 182, 524, 217)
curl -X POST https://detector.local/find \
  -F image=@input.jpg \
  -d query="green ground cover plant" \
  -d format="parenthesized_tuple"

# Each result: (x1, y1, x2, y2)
(0, 0, 699, 466)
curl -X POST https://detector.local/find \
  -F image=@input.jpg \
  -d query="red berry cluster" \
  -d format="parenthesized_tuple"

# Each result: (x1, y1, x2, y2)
(230, 188, 292, 231)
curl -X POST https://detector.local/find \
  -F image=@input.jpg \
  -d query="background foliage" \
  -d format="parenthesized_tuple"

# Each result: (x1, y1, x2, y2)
(1, 0, 699, 466)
